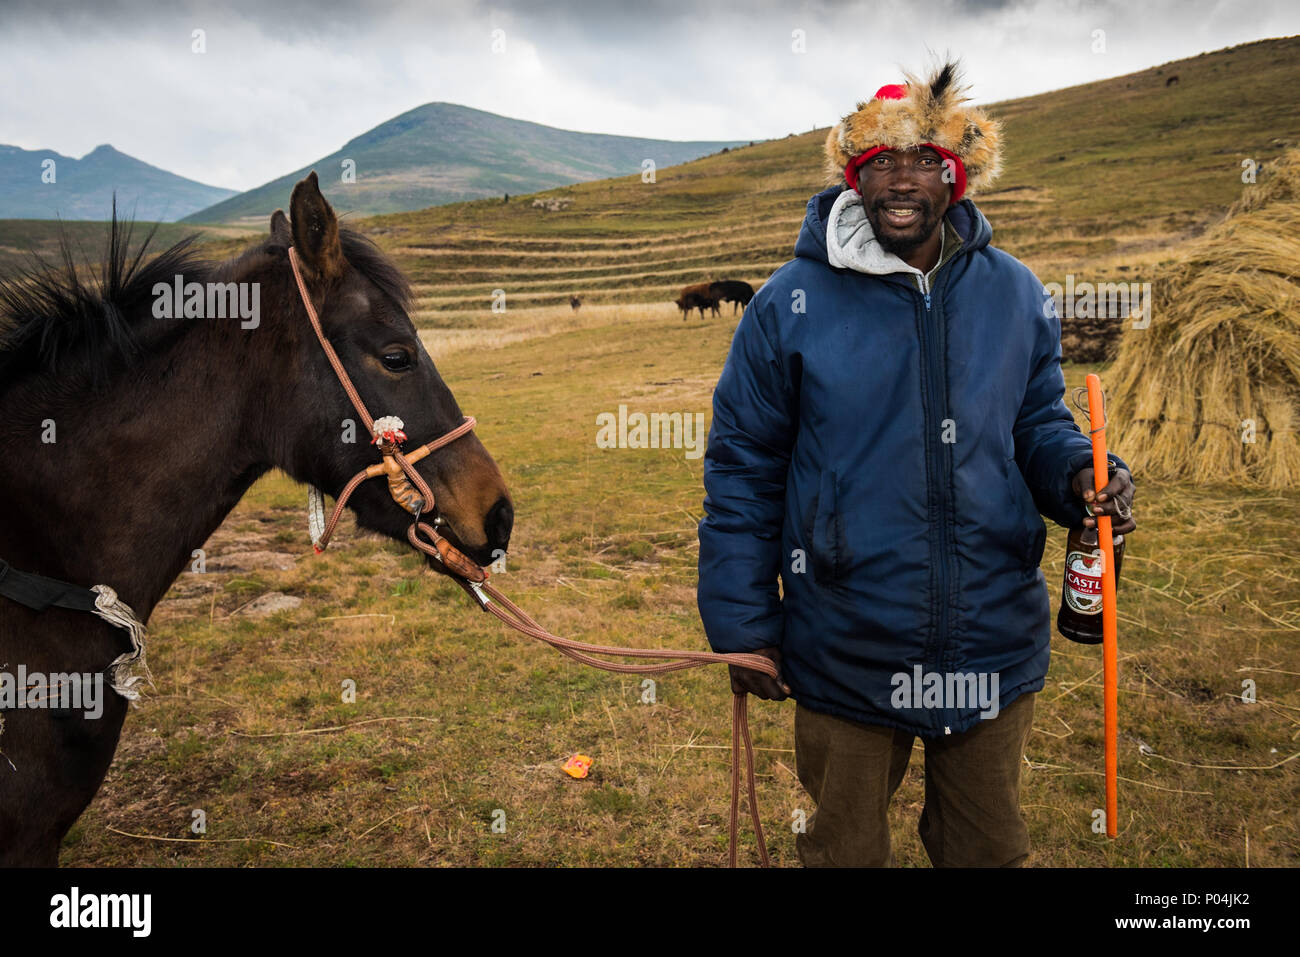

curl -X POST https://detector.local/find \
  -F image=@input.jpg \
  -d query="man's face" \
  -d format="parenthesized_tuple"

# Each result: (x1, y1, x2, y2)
(856, 147, 952, 257)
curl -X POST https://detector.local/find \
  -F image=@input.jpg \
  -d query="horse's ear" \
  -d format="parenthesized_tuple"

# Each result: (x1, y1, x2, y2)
(289, 171, 344, 282)
(270, 208, 291, 245)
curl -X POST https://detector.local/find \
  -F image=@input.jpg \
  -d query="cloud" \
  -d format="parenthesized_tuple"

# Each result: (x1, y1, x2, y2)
(1, 0, 1295, 191)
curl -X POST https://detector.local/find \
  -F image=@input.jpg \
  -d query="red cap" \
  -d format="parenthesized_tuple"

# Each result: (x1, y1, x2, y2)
(843, 84, 968, 203)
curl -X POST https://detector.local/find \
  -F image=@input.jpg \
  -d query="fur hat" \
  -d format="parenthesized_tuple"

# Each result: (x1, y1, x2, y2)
(825, 61, 1002, 199)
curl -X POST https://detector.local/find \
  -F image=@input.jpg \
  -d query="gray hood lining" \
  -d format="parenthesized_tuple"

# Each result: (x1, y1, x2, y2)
(826, 188, 936, 279)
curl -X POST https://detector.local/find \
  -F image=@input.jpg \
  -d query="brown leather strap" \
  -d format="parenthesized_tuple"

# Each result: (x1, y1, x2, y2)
(314, 418, 477, 552)
(289, 245, 475, 552)
(289, 246, 774, 866)
(417, 554, 777, 867)
(289, 246, 376, 434)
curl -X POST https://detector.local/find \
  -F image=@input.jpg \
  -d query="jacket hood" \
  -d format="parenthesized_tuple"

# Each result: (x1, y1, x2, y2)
(793, 184, 993, 268)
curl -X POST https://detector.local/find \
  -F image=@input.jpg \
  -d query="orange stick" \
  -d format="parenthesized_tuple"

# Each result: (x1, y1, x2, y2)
(1085, 373, 1119, 838)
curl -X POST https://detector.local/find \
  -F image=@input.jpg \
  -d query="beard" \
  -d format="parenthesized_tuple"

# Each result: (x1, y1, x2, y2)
(865, 196, 943, 257)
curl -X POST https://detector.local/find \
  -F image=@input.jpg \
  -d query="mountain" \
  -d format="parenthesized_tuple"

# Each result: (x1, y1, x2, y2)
(302, 36, 1300, 320)
(182, 102, 747, 225)
(0, 144, 236, 222)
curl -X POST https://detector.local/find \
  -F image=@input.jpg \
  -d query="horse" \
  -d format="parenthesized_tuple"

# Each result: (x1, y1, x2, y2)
(0, 171, 514, 865)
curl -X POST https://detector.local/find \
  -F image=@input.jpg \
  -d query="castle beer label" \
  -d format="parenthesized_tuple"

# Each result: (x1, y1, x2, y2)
(1058, 515, 1123, 643)
(1064, 548, 1103, 614)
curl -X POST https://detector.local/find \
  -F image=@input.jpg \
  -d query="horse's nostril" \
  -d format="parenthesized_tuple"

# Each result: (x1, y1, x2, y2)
(485, 496, 514, 551)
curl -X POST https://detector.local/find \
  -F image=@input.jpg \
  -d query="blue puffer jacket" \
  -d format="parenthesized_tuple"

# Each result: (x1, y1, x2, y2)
(697, 185, 1127, 738)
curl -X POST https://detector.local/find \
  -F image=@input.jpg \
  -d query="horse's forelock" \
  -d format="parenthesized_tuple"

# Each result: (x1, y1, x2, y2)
(338, 228, 411, 310)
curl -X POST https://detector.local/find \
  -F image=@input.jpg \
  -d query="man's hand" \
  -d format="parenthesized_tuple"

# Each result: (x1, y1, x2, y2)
(729, 646, 792, 700)
(1071, 465, 1137, 535)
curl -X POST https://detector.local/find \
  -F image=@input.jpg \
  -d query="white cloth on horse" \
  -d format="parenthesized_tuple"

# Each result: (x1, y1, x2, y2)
(91, 585, 153, 701)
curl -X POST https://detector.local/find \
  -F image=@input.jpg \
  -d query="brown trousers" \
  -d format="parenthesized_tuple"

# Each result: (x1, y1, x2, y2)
(794, 691, 1036, 867)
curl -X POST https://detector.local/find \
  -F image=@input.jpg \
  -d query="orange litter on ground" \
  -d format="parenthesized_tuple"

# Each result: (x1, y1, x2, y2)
(562, 754, 594, 779)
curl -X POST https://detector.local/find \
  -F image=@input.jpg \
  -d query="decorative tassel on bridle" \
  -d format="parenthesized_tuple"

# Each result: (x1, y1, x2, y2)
(371, 416, 426, 517)
(304, 410, 472, 555)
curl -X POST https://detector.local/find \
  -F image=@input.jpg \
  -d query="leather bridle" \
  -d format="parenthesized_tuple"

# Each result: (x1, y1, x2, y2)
(289, 247, 489, 586)
(289, 245, 779, 867)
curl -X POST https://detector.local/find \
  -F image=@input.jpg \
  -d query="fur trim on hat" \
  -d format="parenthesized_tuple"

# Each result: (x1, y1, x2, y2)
(824, 61, 1002, 193)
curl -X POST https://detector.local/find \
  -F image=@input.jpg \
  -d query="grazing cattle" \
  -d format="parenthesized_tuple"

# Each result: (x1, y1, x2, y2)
(570, 295, 581, 310)
(709, 280, 755, 315)
(674, 282, 720, 320)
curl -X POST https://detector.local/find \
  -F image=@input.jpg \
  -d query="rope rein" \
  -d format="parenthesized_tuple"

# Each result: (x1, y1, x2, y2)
(289, 247, 775, 867)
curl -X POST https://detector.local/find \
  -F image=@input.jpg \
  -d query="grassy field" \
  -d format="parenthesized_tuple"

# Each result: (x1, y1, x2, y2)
(19, 36, 1299, 867)
(60, 300, 1299, 867)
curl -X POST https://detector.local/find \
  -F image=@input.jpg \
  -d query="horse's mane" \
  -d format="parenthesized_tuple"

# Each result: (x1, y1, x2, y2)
(0, 204, 210, 395)
(0, 205, 410, 397)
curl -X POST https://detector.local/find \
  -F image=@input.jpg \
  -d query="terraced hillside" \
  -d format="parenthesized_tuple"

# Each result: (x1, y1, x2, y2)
(306, 36, 1297, 362)
(5, 37, 1297, 354)
(365, 141, 1057, 320)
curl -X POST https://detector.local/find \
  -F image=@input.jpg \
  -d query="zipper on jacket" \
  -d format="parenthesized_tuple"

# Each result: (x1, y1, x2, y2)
(912, 276, 947, 681)
(913, 268, 955, 733)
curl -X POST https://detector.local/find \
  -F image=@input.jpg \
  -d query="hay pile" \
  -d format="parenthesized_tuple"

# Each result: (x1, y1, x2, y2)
(1107, 149, 1300, 488)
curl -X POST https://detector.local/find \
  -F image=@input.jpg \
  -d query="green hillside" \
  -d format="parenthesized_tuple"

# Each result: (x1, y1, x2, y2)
(0, 143, 236, 221)
(318, 36, 1299, 326)
(183, 102, 747, 226)
(5, 37, 1298, 333)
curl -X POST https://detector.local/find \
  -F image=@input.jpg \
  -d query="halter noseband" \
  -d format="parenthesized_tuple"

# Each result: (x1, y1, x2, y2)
(288, 246, 489, 587)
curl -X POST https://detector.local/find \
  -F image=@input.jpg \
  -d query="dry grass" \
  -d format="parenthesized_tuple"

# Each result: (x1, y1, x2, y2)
(56, 301, 1300, 868)
(1109, 150, 1300, 488)
(417, 302, 699, 360)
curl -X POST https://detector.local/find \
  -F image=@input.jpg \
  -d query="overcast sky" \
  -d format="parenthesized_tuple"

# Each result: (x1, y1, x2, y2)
(2, 0, 1295, 192)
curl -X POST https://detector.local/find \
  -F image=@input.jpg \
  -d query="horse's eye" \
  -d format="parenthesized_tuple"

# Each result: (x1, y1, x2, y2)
(382, 352, 412, 372)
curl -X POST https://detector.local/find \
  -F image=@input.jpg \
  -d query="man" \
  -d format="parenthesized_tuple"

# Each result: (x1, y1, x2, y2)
(697, 61, 1137, 867)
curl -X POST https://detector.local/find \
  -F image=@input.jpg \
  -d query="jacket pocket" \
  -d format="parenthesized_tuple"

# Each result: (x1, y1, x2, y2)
(1004, 456, 1046, 569)
(808, 468, 846, 584)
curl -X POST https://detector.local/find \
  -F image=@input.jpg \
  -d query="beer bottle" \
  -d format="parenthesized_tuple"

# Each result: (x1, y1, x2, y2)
(1057, 504, 1125, 644)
